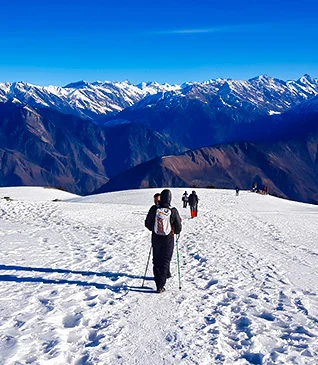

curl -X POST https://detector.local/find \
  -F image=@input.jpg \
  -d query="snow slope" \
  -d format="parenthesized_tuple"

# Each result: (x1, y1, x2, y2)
(0, 187, 317, 364)
(0, 187, 78, 202)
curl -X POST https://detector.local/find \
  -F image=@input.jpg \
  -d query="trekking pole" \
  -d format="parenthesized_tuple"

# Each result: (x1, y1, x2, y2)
(176, 234, 182, 290)
(142, 244, 152, 287)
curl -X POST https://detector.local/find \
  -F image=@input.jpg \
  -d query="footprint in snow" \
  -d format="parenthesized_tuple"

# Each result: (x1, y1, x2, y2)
(75, 352, 93, 365)
(294, 297, 309, 315)
(42, 339, 59, 358)
(39, 298, 54, 312)
(84, 292, 98, 301)
(92, 318, 109, 330)
(63, 313, 82, 328)
(205, 279, 219, 289)
(242, 352, 264, 365)
(257, 311, 276, 322)
(13, 320, 26, 331)
(165, 332, 177, 343)
(85, 329, 105, 348)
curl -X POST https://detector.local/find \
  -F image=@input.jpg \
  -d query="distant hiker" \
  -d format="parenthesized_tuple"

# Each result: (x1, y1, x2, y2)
(262, 185, 268, 195)
(145, 189, 182, 293)
(252, 182, 257, 193)
(153, 193, 161, 207)
(235, 186, 240, 196)
(188, 190, 199, 218)
(182, 191, 188, 208)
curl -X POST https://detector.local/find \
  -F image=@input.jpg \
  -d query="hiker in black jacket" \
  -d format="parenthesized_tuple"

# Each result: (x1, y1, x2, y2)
(188, 190, 199, 218)
(151, 192, 171, 278)
(145, 189, 182, 293)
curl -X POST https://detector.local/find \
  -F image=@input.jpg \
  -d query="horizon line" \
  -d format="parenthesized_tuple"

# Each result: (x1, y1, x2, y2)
(0, 73, 315, 88)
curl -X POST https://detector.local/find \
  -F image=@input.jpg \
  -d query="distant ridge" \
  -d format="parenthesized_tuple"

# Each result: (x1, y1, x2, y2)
(95, 96, 318, 204)
(0, 75, 317, 123)
(0, 75, 318, 203)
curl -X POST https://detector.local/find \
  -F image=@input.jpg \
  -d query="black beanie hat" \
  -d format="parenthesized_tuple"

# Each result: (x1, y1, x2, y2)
(160, 189, 172, 207)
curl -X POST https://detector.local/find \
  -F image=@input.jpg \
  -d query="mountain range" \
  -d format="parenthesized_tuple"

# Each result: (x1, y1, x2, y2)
(104, 74, 318, 149)
(0, 80, 179, 121)
(0, 103, 181, 195)
(0, 75, 317, 203)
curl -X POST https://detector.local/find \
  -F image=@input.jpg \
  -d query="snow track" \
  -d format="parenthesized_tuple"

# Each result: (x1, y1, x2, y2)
(0, 188, 317, 364)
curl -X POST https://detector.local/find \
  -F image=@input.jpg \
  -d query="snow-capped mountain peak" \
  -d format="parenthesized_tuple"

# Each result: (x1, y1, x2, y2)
(0, 80, 180, 120)
(64, 80, 91, 89)
(1, 75, 318, 121)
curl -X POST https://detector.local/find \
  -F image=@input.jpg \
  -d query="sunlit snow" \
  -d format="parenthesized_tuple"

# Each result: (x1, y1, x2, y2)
(0, 187, 317, 364)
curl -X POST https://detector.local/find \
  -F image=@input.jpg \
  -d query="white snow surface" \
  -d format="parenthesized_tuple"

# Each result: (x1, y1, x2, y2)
(0, 187, 78, 202)
(0, 187, 317, 364)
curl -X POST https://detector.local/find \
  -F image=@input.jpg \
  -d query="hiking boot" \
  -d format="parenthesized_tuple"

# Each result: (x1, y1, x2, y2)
(157, 287, 166, 294)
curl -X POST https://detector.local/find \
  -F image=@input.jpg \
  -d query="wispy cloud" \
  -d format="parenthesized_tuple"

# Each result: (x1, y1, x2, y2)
(148, 24, 261, 36)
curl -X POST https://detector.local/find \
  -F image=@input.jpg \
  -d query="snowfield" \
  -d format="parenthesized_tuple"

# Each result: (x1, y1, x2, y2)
(0, 187, 317, 365)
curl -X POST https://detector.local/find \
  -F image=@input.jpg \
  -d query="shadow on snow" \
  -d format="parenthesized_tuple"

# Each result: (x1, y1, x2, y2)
(0, 264, 155, 293)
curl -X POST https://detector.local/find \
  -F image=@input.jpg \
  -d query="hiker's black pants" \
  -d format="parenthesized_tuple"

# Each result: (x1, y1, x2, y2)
(190, 204, 198, 217)
(152, 234, 174, 290)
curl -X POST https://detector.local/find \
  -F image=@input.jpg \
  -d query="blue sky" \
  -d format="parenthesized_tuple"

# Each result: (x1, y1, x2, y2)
(0, 0, 317, 85)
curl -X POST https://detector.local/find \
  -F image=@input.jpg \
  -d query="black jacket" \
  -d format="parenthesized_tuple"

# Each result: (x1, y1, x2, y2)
(188, 193, 198, 207)
(145, 205, 182, 235)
